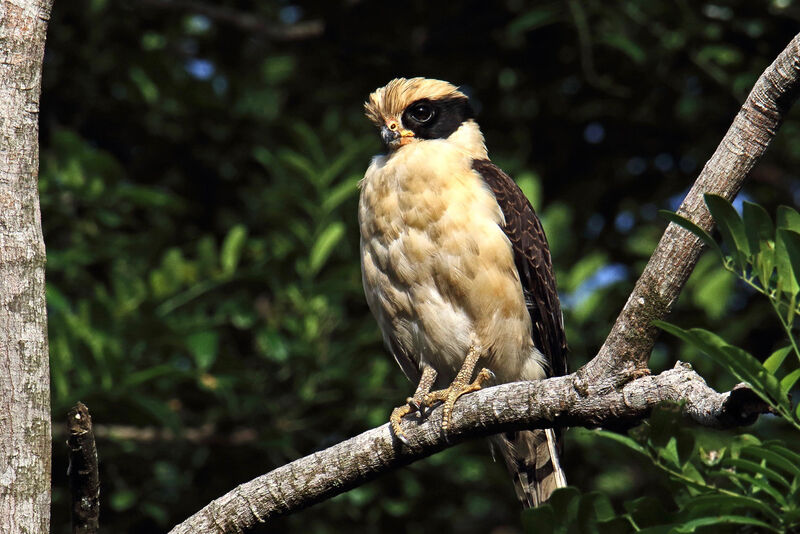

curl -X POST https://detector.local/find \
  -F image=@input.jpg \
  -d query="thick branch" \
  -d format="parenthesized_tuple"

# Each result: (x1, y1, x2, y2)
(169, 363, 766, 533)
(170, 32, 800, 534)
(579, 33, 800, 394)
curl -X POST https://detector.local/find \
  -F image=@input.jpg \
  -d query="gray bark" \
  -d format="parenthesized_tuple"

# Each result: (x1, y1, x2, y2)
(169, 364, 766, 534)
(67, 403, 100, 534)
(170, 32, 800, 533)
(0, 0, 54, 532)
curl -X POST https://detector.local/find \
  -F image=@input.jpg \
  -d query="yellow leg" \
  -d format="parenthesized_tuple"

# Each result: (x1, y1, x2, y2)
(390, 365, 437, 446)
(423, 345, 494, 436)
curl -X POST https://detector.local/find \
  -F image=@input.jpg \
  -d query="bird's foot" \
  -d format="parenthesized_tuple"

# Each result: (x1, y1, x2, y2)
(390, 397, 423, 446)
(423, 367, 494, 438)
(390, 365, 438, 446)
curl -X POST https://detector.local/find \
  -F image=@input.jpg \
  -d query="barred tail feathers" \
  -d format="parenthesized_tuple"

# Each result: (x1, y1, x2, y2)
(492, 428, 566, 508)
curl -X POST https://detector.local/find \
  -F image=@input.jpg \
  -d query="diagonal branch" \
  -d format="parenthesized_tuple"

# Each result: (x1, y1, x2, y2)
(170, 32, 800, 533)
(168, 363, 767, 533)
(578, 32, 800, 395)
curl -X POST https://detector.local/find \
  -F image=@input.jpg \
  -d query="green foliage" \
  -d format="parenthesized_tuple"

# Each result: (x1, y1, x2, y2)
(527, 197, 800, 532)
(41, 2, 800, 532)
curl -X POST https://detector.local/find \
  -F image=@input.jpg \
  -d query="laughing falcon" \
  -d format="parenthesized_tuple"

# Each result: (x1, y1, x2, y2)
(359, 77, 568, 507)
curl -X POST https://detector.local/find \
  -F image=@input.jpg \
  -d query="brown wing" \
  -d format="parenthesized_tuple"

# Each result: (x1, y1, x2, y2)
(472, 160, 567, 377)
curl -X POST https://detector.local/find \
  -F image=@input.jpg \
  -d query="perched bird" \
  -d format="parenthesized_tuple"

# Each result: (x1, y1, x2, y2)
(359, 78, 568, 507)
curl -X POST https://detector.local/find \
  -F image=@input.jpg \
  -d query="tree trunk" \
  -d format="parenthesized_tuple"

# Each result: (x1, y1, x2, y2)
(0, 1, 55, 532)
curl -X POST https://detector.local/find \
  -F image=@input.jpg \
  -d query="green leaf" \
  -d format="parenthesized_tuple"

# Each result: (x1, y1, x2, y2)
(582, 491, 616, 522)
(659, 437, 681, 468)
(724, 457, 790, 488)
(719, 470, 787, 506)
(278, 148, 317, 182)
(777, 205, 800, 231)
(683, 493, 780, 522)
(601, 33, 646, 64)
(316, 142, 366, 187)
(186, 331, 219, 371)
(309, 222, 345, 276)
(655, 322, 787, 411)
(548, 486, 581, 523)
(660, 210, 723, 260)
(742, 201, 774, 254)
(220, 224, 247, 276)
(110, 489, 137, 511)
(743, 201, 776, 286)
(290, 122, 325, 168)
(777, 228, 800, 293)
(705, 194, 750, 268)
(742, 445, 800, 478)
(780, 368, 800, 395)
(672, 515, 776, 533)
(763, 346, 792, 374)
(522, 503, 555, 534)
(321, 174, 360, 214)
(593, 429, 648, 456)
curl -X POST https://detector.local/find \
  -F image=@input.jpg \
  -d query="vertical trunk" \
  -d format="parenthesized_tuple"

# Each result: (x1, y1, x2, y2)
(0, 0, 55, 532)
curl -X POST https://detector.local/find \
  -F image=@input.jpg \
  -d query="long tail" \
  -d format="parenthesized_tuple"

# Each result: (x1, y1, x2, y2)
(492, 428, 567, 508)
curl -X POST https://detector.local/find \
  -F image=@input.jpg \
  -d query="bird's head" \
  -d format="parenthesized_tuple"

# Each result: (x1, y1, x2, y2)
(365, 78, 477, 152)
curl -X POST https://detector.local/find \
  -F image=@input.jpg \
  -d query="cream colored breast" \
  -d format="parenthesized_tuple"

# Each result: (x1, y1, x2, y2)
(359, 140, 542, 384)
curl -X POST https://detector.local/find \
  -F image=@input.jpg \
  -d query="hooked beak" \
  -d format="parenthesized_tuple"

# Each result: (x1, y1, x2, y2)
(380, 121, 414, 149)
(381, 125, 399, 147)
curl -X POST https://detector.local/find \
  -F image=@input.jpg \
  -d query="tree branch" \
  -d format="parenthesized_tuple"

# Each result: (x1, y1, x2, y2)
(169, 363, 767, 533)
(578, 32, 800, 394)
(170, 32, 800, 533)
(139, 0, 324, 41)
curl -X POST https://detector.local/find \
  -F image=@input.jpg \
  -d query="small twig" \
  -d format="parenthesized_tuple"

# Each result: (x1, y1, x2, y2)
(53, 423, 258, 445)
(138, 0, 324, 41)
(67, 402, 100, 534)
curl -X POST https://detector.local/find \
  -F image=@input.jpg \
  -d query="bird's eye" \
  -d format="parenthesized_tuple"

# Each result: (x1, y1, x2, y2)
(408, 103, 434, 123)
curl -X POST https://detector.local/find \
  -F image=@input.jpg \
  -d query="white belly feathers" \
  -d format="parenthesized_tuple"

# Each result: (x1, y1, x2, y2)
(359, 140, 547, 385)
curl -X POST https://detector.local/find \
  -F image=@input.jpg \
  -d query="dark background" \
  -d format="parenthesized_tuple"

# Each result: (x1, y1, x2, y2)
(42, 1, 800, 532)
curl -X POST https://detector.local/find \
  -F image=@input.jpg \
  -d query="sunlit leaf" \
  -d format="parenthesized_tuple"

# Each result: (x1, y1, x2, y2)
(780, 369, 800, 395)
(220, 224, 247, 276)
(321, 175, 360, 215)
(763, 346, 792, 374)
(309, 222, 345, 275)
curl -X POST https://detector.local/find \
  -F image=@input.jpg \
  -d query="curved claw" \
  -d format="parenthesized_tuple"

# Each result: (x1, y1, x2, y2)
(423, 366, 494, 437)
